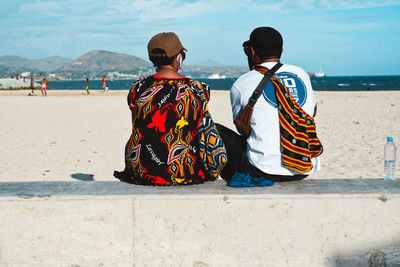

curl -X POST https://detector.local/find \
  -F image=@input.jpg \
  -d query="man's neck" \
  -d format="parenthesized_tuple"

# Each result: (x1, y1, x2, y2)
(261, 58, 280, 64)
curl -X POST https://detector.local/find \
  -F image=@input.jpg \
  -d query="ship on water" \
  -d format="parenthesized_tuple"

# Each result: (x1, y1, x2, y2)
(208, 72, 227, 79)
(314, 66, 326, 77)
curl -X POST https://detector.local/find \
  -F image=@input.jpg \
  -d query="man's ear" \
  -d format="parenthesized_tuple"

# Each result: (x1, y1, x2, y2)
(173, 54, 180, 67)
(250, 46, 260, 63)
(251, 46, 256, 57)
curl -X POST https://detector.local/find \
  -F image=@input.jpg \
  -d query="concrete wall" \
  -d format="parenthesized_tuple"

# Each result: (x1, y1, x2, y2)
(0, 179, 400, 266)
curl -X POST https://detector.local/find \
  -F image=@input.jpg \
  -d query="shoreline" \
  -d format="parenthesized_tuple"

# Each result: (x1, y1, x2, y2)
(0, 89, 129, 96)
(2, 88, 400, 96)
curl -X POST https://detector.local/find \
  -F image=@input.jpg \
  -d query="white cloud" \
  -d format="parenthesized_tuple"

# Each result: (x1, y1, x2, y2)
(250, 0, 400, 10)
(18, 1, 69, 17)
(314, 0, 400, 10)
(12, 0, 400, 22)
(16, 0, 399, 30)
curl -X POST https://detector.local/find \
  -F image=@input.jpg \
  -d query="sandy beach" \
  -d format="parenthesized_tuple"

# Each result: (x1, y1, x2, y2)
(0, 89, 399, 182)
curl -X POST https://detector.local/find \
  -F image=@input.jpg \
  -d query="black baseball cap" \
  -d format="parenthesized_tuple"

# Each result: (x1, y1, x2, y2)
(243, 27, 283, 58)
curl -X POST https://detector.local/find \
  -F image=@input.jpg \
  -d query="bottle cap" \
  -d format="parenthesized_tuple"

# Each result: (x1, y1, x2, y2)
(387, 136, 394, 141)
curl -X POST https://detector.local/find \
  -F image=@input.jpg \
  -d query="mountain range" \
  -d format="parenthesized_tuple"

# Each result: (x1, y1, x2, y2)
(0, 50, 248, 79)
(57, 50, 151, 73)
(0, 55, 71, 73)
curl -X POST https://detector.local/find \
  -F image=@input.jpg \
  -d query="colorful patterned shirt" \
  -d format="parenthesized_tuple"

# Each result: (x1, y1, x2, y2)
(124, 75, 211, 185)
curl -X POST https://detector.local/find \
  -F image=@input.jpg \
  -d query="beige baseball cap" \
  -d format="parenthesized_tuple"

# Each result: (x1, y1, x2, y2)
(147, 32, 186, 58)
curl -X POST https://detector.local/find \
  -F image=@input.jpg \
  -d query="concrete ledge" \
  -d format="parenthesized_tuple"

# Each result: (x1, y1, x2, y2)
(1, 178, 400, 196)
(0, 179, 400, 266)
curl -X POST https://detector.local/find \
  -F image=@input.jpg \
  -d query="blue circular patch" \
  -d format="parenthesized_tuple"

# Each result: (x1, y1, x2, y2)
(262, 72, 307, 108)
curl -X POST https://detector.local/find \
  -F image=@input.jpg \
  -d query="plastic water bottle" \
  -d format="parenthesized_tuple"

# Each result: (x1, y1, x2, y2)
(384, 137, 396, 180)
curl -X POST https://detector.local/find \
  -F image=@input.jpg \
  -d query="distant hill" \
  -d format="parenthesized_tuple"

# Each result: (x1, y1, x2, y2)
(184, 64, 248, 78)
(193, 60, 224, 67)
(0, 55, 71, 73)
(56, 50, 151, 74)
(35, 56, 72, 71)
(0, 50, 249, 79)
(0, 56, 34, 72)
(183, 60, 247, 78)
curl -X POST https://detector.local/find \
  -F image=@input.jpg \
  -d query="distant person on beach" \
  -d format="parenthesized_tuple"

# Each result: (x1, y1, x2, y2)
(217, 26, 322, 183)
(114, 32, 224, 185)
(28, 78, 35, 96)
(41, 78, 47, 96)
(102, 76, 107, 92)
(85, 78, 90, 94)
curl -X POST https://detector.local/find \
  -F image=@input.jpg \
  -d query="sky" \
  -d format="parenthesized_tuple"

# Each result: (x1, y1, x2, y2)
(1, 0, 400, 76)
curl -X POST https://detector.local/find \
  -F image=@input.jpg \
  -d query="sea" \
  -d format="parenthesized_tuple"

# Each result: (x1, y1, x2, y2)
(47, 75, 400, 91)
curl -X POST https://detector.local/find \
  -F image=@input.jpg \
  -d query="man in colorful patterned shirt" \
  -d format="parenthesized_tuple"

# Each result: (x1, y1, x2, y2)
(114, 32, 221, 185)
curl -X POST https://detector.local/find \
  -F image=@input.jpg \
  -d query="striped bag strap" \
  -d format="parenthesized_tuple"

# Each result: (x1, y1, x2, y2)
(248, 63, 282, 107)
(255, 65, 323, 173)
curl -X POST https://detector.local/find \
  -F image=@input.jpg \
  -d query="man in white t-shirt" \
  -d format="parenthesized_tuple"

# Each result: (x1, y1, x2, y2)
(217, 27, 321, 182)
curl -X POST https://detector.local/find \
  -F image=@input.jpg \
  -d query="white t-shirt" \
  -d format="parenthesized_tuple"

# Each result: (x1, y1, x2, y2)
(231, 62, 321, 175)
